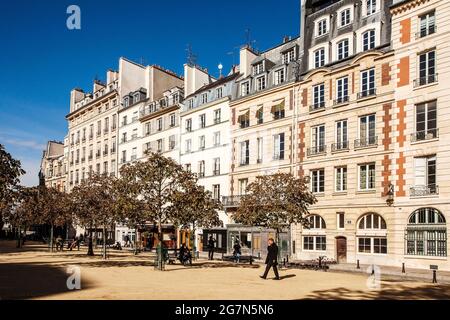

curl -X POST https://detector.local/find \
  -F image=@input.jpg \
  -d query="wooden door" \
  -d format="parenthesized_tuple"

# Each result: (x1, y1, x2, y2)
(336, 237, 347, 263)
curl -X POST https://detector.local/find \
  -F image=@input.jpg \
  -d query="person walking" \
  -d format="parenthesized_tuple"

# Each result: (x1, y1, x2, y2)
(233, 241, 241, 263)
(207, 236, 216, 260)
(260, 238, 280, 280)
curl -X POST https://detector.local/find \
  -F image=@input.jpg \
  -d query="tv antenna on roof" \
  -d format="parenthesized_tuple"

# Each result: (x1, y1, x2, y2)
(186, 44, 198, 66)
(244, 28, 257, 49)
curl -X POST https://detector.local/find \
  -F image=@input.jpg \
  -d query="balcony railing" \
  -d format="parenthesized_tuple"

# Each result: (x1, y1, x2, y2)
(273, 153, 285, 160)
(103, 129, 109, 135)
(103, 150, 108, 156)
(354, 136, 378, 149)
(416, 26, 436, 39)
(357, 88, 376, 99)
(213, 169, 221, 176)
(222, 195, 243, 208)
(88, 155, 93, 161)
(89, 135, 93, 140)
(81, 137, 86, 143)
(198, 172, 205, 178)
(331, 141, 349, 152)
(309, 102, 326, 112)
(240, 160, 250, 166)
(110, 148, 116, 154)
(307, 145, 327, 156)
(410, 184, 439, 197)
(411, 128, 439, 142)
(414, 74, 438, 88)
(333, 96, 349, 106)
(81, 157, 86, 163)
(96, 152, 101, 158)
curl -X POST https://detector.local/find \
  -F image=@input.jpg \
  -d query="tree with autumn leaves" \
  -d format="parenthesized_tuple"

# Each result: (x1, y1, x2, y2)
(233, 173, 317, 247)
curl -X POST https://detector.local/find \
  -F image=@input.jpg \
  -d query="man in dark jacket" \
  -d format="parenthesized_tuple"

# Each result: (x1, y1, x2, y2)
(260, 238, 280, 280)
(208, 236, 216, 260)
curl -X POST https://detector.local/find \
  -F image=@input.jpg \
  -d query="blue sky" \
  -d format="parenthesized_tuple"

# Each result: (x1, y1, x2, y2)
(0, 0, 300, 186)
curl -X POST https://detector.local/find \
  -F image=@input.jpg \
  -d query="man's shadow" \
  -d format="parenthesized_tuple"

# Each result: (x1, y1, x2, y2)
(278, 274, 296, 280)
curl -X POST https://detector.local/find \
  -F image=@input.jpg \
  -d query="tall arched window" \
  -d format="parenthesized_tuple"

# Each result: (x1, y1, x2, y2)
(406, 208, 447, 257)
(303, 215, 326, 252)
(357, 213, 387, 254)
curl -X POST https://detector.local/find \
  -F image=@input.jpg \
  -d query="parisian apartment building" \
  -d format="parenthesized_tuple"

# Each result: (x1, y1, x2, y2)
(40, 0, 450, 269)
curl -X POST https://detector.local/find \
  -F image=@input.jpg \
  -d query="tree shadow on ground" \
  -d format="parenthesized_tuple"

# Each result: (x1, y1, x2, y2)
(165, 261, 261, 271)
(304, 279, 450, 300)
(0, 262, 93, 300)
(0, 241, 49, 254)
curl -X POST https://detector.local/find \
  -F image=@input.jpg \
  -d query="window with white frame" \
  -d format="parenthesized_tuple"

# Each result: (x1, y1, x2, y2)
(170, 113, 176, 127)
(412, 155, 437, 196)
(213, 184, 221, 202)
(201, 93, 208, 104)
(360, 68, 376, 97)
(311, 169, 325, 193)
(241, 82, 250, 96)
(362, 29, 376, 51)
(303, 236, 327, 251)
(273, 133, 285, 160)
(358, 114, 376, 146)
(213, 131, 221, 146)
(199, 114, 206, 128)
(419, 11, 436, 38)
(239, 178, 248, 195)
(357, 212, 387, 254)
(336, 76, 349, 104)
(199, 135, 205, 150)
(306, 215, 326, 229)
(198, 160, 205, 177)
(414, 100, 437, 141)
(240, 140, 250, 165)
(406, 208, 446, 257)
(316, 18, 328, 37)
(185, 118, 192, 132)
(157, 139, 163, 152)
(274, 68, 285, 85)
(157, 118, 163, 131)
(256, 76, 266, 91)
(337, 39, 349, 60)
(366, 0, 377, 16)
(214, 109, 221, 123)
(213, 158, 220, 175)
(216, 87, 223, 99)
(257, 137, 263, 163)
(253, 62, 264, 75)
(312, 83, 325, 109)
(188, 99, 194, 109)
(335, 119, 348, 150)
(335, 166, 347, 192)
(282, 49, 295, 64)
(417, 50, 436, 86)
(311, 125, 326, 155)
(359, 163, 376, 191)
(185, 139, 192, 153)
(169, 135, 176, 150)
(314, 48, 326, 68)
(337, 212, 345, 229)
(339, 8, 351, 27)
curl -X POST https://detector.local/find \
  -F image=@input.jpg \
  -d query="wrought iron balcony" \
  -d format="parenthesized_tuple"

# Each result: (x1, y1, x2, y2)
(410, 184, 439, 197)
(307, 145, 327, 156)
(354, 136, 378, 149)
(357, 88, 376, 99)
(309, 102, 326, 112)
(333, 96, 349, 106)
(273, 153, 285, 160)
(411, 129, 439, 142)
(414, 74, 438, 88)
(213, 170, 221, 176)
(222, 195, 243, 208)
(331, 141, 349, 152)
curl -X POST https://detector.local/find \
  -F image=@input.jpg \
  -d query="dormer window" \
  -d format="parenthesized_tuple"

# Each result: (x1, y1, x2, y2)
(337, 39, 349, 60)
(124, 97, 129, 107)
(274, 68, 285, 85)
(256, 75, 266, 91)
(282, 49, 295, 64)
(201, 93, 208, 104)
(173, 93, 179, 104)
(253, 62, 264, 76)
(160, 99, 166, 108)
(339, 8, 352, 27)
(188, 99, 194, 109)
(316, 18, 328, 37)
(314, 48, 326, 68)
(363, 30, 376, 51)
(366, 0, 377, 16)
(134, 93, 140, 104)
(216, 87, 223, 99)
(241, 82, 250, 96)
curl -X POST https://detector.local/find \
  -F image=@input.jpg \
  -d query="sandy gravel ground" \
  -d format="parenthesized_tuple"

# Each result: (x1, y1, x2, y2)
(1, 241, 449, 300)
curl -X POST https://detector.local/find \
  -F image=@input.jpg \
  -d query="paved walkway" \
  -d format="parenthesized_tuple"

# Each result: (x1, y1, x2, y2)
(328, 263, 450, 284)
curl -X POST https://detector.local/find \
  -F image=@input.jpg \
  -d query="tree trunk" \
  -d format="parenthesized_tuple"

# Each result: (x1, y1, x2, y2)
(16, 226, 21, 248)
(50, 224, 54, 252)
(192, 221, 196, 261)
(157, 217, 163, 270)
(102, 226, 107, 260)
(134, 225, 138, 255)
(87, 228, 94, 256)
